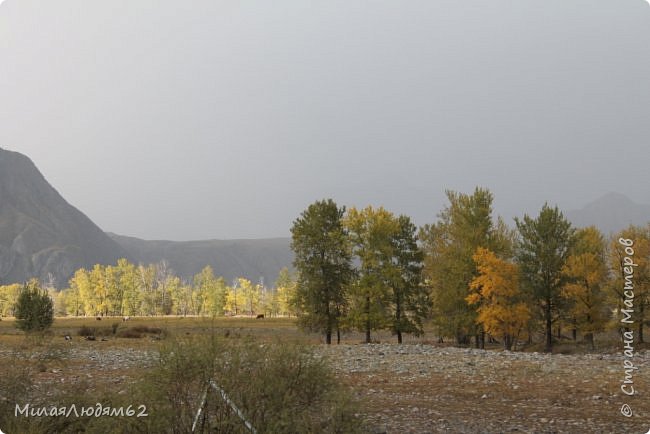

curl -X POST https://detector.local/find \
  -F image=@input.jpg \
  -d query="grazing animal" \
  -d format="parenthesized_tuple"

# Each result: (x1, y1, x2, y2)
(64, 335, 72, 341)
(96, 317, 102, 321)
(85, 336, 96, 341)
(256, 314, 265, 319)
(122, 316, 130, 322)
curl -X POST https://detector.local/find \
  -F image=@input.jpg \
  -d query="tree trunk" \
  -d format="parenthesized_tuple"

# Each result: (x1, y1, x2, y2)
(544, 300, 553, 353)
(639, 302, 645, 344)
(396, 294, 402, 344)
(365, 295, 371, 344)
(504, 334, 513, 351)
(585, 332, 594, 350)
(480, 329, 485, 350)
(325, 302, 332, 345)
(337, 327, 341, 344)
(572, 317, 577, 341)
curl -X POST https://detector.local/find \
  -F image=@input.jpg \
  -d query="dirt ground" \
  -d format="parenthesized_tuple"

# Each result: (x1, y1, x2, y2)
(1, 317, 649, 433)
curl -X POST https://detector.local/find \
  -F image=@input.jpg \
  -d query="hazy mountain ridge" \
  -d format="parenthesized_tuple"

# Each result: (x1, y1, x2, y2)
(0, 148, 292, 287)
(107, 233, 292, 286)
(565, 192, 650, 234)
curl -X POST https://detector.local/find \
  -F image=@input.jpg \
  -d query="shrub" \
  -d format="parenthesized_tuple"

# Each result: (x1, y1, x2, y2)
(117, 329, 143, 339)
(133, 335, 364, 433)
(132, 325, 162, 334)
(14, 280, 54, 333)
(78, 325, 95, 336)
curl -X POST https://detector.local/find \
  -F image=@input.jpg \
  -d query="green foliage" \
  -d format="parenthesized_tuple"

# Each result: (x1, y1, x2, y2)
(420, 187, 512, 345)
(346, 206, 428, 343)
(135, 335, 363, 433)
(14, 279, 54, 333)
(515, 203, 575, 353)
(291, 199, 353, 344)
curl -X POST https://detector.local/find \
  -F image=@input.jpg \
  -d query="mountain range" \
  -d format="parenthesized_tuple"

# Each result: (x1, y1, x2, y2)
(0, 148, 648, 288)
(0, 148, 291, 288)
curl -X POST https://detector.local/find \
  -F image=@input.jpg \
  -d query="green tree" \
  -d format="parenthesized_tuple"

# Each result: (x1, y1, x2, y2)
(14, 279, 54, 333)
(345, 206, 396, 343)
(515, 204, 575, 353)
(389, 215, 428, 343)
(346, 207, 428, 344)
(291, 199, 353, 344)
(420, 187, 511, 346)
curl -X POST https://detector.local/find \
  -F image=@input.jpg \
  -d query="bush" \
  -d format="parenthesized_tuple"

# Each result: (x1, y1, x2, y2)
(117, 329, 143, 339)
(14, 280, 54, 333)
(78, 325, 95, 336)
(132, 325, 162, 334)
(133, 335, 364, 433)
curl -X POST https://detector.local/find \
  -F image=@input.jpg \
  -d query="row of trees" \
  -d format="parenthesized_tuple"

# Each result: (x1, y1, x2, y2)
(0, 262, 298, 319)
(291, 200, 429, 344)
(291, 190, 649, 351)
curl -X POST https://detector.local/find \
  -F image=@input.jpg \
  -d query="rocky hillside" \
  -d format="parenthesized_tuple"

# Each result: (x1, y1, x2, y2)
(0, 148, 130, 287)
(0, 148, 293, 288)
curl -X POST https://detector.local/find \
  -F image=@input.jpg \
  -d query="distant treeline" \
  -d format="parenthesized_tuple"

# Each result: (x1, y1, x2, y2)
(0, 263, 297, 319)
(289, 188, 648, 351)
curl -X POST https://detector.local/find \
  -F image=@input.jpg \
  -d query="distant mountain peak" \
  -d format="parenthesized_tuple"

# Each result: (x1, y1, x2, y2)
(0, 148, 131, 287)
(566, 192, 650, 234)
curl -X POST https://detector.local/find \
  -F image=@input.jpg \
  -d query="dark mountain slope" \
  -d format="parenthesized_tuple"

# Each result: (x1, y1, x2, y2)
(0, 148, 131, 286)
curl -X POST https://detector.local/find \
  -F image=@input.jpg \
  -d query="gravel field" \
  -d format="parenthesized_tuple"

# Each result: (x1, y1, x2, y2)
(317, 344, 650, 434)
(2, 340, 650, 433)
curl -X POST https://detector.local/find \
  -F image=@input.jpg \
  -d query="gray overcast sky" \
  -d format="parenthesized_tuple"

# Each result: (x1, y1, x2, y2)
(1, 0, 649, 240)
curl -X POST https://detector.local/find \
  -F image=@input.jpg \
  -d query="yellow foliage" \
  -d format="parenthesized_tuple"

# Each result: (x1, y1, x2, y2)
(468, 248, 530, 345)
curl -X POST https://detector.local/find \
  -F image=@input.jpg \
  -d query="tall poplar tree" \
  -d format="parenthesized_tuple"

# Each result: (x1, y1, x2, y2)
(515, 204, 574, 353)
(291, 199, 353, 344)
(420, 187, 511, 346)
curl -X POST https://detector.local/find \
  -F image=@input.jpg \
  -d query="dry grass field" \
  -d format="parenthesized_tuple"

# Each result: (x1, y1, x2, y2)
(1, 317, 649, 433)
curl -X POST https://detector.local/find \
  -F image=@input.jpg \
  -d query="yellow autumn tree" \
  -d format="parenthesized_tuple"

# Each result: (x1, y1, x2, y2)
(609, 225, 650, 343)
(562, 226, 608, 349)
(468, 248, 530, 350)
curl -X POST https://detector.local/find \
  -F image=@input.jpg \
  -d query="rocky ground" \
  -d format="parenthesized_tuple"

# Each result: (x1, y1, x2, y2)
(317, 344, 650, 434)
(2, 340, 650, 433)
